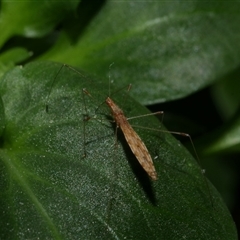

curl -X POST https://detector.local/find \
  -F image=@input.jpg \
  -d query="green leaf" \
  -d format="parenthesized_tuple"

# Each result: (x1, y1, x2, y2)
(0, 61, 237, 239)
(0, 0, 81, 77)
(211, 67, 240, 120)
(0, 0, 80, 47)
(39, 1, 240, 104)
(0, 48, 31, 78)
(199, 110, 240, 155)
(0, 96, 5, 137)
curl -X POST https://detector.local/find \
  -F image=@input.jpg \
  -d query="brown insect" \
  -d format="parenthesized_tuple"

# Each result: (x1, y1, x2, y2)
(105, 96, 158, 180)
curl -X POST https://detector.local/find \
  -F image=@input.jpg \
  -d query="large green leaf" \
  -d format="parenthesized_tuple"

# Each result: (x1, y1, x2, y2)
(0, 61, 237, 239)
(40, 0, 240, 104)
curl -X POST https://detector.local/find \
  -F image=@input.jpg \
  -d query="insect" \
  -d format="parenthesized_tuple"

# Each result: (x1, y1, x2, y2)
(81, 85, 162, 180)
(106, 96, 158, 180)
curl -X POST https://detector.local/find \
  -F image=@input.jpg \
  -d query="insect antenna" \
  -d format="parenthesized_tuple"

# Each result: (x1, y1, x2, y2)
(45, 63, 91, 113)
